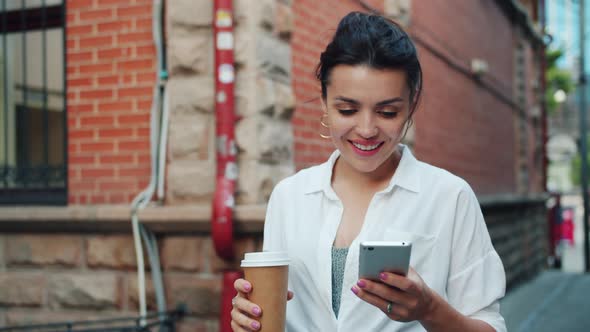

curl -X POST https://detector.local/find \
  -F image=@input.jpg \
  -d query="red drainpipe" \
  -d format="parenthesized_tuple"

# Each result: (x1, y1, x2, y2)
(212, 1, 242, 331)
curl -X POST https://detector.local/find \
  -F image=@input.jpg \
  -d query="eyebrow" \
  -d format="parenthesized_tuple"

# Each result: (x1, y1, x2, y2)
(333, 96, 404, 106)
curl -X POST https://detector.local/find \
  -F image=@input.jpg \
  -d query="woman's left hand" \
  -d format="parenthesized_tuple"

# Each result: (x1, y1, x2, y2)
(351, 267, 436, 322)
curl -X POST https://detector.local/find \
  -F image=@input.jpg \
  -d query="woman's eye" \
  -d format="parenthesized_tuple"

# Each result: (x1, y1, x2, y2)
(379, 111, 398, 118)
(338, 109, 357, 116)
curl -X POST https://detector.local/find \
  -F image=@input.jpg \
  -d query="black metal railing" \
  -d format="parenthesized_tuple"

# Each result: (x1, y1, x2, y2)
(0, 0, 67, 205)
(0, 307, 187, 332)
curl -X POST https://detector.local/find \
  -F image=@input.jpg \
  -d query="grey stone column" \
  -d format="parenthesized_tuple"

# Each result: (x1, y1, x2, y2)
(165, 0, 295, 205)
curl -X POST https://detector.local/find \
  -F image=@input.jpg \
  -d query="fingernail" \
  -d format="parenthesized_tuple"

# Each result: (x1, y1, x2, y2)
(252, 306, 261, 316)
(351, 286, 359, 294)
(357, 280, 366, 288)
(251, 321, 260, 330)
(244, 282, 251, 291)
(380, 273, 387, 280)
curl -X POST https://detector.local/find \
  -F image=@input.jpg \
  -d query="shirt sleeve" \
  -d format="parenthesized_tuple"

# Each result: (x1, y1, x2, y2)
(446, 182, 507, 332)
(262, 180, 287, 252)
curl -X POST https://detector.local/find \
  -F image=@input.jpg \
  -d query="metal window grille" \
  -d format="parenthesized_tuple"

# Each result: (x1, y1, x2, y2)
(0, 0, 67, 205)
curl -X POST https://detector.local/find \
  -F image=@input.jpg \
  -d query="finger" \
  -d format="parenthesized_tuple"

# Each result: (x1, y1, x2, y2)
(351, 285, 405, 320)
(231, 319, 253, 332)
(233, 295, 262, 318)
(287, 290, 294, 301)
(355, 279, 412, 306)
(231, 306, 261, 331)
(378, 272, 417, 294)
(234, 278, 253, 294)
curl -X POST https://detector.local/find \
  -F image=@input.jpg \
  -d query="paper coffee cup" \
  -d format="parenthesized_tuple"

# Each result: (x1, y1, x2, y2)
(241, 252, 290, 332)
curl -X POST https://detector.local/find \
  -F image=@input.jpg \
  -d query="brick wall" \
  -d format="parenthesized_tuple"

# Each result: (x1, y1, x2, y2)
(66, 0, 156, 204)
(410, 0, 519, 195)
(291, 0, 385, 170)
(0, 234, 262, 330)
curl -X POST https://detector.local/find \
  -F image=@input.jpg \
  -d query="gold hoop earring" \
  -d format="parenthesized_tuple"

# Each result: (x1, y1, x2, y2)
(320, 113, 331, 139)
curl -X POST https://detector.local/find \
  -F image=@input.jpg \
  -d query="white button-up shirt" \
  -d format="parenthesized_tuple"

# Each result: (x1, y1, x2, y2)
(262, 145, 507, 331)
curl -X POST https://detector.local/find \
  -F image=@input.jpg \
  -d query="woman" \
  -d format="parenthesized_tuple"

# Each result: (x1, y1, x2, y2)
(231, 12, 506, 332)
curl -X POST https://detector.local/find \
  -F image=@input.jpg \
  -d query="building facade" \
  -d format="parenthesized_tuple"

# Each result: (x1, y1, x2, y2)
(0, 0, 546, 330)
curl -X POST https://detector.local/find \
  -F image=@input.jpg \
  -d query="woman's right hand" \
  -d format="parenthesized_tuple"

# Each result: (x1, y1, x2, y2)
(231, 278, 262, 331)
(231, 278, 295, 332)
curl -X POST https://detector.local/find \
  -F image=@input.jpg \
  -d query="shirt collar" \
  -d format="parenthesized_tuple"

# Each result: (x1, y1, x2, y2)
(304, 144, 421, 196)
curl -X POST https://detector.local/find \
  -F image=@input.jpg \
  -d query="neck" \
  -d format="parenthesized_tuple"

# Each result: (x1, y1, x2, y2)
(333, 146, 402, 190)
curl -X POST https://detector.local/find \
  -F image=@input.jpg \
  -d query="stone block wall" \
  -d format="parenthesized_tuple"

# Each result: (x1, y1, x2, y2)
(165, 0, 296, 205)
(0, 234, 262, 331)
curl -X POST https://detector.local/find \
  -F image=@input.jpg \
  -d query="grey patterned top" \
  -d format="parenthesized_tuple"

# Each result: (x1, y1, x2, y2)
(331, 247, 349, 318)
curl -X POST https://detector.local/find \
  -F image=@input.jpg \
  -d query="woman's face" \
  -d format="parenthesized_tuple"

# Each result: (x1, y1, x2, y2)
(323, 65, 411, 176)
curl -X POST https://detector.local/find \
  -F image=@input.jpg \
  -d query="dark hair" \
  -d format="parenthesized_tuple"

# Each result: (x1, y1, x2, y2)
(316, 12, 423, 116)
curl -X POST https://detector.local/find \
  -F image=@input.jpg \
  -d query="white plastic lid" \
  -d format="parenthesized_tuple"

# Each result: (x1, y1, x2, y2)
(240, 251, 290, 267)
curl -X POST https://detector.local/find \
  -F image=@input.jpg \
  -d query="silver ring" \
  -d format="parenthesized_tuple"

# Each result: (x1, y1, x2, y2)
(231, 296, 238, 307)
(386, 301, 393, 314)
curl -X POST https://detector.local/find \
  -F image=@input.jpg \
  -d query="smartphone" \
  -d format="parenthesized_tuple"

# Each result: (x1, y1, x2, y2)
(358, 241, 412, 280)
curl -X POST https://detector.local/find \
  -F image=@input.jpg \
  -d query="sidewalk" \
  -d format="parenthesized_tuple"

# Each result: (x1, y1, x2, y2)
(500, 270, 590, 332)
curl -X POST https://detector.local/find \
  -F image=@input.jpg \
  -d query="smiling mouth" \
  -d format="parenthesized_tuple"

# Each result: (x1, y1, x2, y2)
(350, 141, 384, 151)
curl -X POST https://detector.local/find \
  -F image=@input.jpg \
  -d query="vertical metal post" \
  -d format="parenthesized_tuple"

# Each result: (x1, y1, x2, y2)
(1, 0, 8, 187)
(42, 0, 49, 183)
(578, 0, 590, 273)
(20, 0, 28, 185)
(61, 0, 67, 190)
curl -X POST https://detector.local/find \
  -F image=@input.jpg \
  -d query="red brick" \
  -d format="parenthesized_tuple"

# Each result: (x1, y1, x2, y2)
(134, 17, 152, 30)
(70, 155, 96, 165)
(119, 167, 150, 177)
(67, 24, 94, 36)
(79, 62, 113, 75)
(118, 86, 152, 98)
(89, 194, 107, 204)
(99, 100, 133, 112)
(71, 179, 97, 192)
(68, 77, 93, 88)
(69, 103, 94, 113)
(99, 154, 134, 164)
(66, 39, 77, 50)
(79, 35, 113, 49)
(137, 99, 152, 110)
(117, 5, 152, 17)
(118, 113, 150, 124)
(117, 59, 153, 72)
(98, 128, 134, 139)
(67, 0, 94, 9)
(67, 12, 77, 24)
(135, 127, 150, 138)
(118, 140, 150, 151)
(70, 129, 95, 140)
(135, 45, 155, 56)
(81, 168, 116, 178)
(80, 142, 116, 154)
(98, 180, 137, 191)
(97, 47, 130, 60)
(136, 72, 155, 83)
(97, 20, 132, 33)
(117, 32, 152, 45)
(79, 8, 113, 21)
(97, 0, 132, 5)
(97, 75, 119, 85)
(79, 88, 114, 100)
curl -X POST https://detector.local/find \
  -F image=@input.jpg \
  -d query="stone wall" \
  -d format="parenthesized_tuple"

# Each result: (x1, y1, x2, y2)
(165, 0, 295, 205)
(0, 233, 262, 331)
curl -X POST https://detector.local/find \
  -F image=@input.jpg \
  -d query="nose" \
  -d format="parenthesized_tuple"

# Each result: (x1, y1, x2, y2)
(355, 112, 378, 138)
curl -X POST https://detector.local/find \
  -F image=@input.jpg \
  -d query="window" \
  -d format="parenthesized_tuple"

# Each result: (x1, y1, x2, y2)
(0, 0, 66, 204)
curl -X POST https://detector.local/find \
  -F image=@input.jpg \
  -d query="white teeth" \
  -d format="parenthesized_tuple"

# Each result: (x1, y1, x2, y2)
(352, 142, 381, 151)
